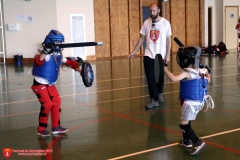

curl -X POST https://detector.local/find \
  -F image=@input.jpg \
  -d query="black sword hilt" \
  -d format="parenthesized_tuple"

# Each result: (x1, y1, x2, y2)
(173, 37, 184, 47)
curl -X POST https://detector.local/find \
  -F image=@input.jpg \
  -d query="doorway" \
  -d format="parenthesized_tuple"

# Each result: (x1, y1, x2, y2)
(0, 0, 5, 64)
(208, 7, 212, 47)
(225, 6, 239, 49)
(142, 6, 149, 51)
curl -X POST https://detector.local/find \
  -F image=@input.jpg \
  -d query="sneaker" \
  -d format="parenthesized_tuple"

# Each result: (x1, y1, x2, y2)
(145, 99, 159, 109)
(52, 126, 68, 134)
(190, 140, 206, 155)
(158, 93, 164, 103)
(37, 130, 50, 137)
(178, 139, 192, 148)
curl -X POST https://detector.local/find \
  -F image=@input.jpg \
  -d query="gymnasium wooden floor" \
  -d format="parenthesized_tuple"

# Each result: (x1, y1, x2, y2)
(1, 49, 240, 160)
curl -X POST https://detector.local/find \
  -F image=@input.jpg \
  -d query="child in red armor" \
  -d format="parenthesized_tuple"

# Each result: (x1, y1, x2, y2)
(31, 30, 81, 137)
(235, 18, 240, 40)
(236, 19, 240, 60)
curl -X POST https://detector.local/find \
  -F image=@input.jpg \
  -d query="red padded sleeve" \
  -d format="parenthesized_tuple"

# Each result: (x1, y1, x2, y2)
(65, 59, 79, 70)
(179, 99, 184, 106)
(236, 24, 240, 29)
(34, 54, 45, 66)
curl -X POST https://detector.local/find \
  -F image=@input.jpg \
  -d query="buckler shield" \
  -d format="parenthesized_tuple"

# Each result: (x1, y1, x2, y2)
(81, 62, 94, 87)
(3, 148, 12, 159)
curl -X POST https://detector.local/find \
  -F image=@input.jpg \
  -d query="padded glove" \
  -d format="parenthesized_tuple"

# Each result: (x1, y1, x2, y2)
(42, 42, 55, 54)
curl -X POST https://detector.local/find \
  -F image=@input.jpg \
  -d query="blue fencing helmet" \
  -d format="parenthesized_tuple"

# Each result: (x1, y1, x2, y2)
(43, 30, 64, 44)
(43, 30, 64, 52)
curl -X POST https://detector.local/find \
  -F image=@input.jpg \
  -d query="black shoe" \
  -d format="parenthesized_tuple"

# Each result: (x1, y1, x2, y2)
(52, 126, 68, 135)
(37, 130, 50, 137)
(178, 139, 192, 148)
(190, 140, 206, 155)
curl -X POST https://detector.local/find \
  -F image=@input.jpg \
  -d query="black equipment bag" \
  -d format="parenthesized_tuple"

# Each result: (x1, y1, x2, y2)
(218, 42, 227, 52)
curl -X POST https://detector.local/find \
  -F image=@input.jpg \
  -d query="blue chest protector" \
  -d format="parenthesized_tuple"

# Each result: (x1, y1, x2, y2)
(179, 78, 208, 102)
(32, 55, 62, 85)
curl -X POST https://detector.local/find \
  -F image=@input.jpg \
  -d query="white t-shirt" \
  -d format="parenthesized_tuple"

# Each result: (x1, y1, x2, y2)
(140, 17, 172, 59)
(186, 68, 208, 79)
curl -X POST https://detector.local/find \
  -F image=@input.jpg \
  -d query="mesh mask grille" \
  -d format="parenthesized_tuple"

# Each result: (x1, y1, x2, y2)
(176, 48, 195, 69)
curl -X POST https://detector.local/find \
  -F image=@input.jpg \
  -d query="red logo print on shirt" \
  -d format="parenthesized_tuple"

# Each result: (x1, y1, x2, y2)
(150, 30, 160, 42)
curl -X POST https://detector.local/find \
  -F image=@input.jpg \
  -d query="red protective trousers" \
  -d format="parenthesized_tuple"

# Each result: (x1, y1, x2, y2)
(31, 85, 61, 132)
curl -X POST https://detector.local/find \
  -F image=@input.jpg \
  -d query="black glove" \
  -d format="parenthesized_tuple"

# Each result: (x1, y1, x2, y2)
(199, 63, 212, 76)
(204, 65, 212, 76)
(76, 57, 84, 63)
(45, 42, 55, 48)
(42, 42, 55, 54)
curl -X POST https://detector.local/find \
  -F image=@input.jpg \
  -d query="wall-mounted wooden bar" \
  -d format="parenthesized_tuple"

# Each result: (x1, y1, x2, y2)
(170, 0, 186, 52)
(129, 0, 141, 56)
(94, 0, 111, 58)
(110, 0, 129, 57)
(186, 0, 200, 46)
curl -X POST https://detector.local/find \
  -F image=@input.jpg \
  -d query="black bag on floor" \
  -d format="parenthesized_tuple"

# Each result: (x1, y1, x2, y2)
(218, 42, 227, 52)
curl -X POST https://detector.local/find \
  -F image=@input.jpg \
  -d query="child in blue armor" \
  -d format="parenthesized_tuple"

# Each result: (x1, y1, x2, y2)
(164, 46, 214, 155)
(31, 30, 82, 137)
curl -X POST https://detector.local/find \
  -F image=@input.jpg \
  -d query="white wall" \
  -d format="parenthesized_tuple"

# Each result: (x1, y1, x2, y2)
(203, 0, 223, 47)
(215, 0, 223, 45)
(2, 0, 94, 59)
(56, 0, 95, 58)
(3, 0, 57, 58)
(223, 0, 240, 8)
(203, 0, 240, 47)
(223, 0, 240, 46)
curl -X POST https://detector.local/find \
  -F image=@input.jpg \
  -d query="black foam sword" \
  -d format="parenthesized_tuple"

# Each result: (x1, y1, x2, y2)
(55, 41, 103, 49)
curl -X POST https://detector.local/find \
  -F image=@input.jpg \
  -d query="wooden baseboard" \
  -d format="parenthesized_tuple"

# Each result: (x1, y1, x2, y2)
(6, 56, 98, 64)
(5, 54, 168, 64)
(5, 56, 97, 63)
(6, 58, 34, 64)
(86, 55, 96, 60)
(96, 54, 144, 60)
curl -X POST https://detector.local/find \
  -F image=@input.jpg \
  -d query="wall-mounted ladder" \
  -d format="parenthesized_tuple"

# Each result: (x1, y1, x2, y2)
(0, 0, 5, 64)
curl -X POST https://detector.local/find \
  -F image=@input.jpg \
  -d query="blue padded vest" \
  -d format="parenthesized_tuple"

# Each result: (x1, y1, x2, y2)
(32, 55, 62, 85)
(179, 78, 208, 102)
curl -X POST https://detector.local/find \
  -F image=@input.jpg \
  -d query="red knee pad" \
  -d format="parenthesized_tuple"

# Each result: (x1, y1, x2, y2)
(47, 86, 61, 107)
(31, 85, 53, 111)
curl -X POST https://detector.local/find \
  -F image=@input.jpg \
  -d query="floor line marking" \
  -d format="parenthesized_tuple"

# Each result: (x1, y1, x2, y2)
(108, 143, 178, 160)
(1, 89, 240, 119)
(0, 106, 73, 118)
(1, 80, 240, 106)
(72, 99, 240, 157)
(1, 70, 240, 94)
(108, 128, 240, 160)
(201, 128, 240, 139)
(45, 115, 118, 160)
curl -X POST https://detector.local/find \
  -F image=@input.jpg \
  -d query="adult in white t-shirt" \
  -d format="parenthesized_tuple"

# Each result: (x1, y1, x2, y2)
(129, 2, 172, 109)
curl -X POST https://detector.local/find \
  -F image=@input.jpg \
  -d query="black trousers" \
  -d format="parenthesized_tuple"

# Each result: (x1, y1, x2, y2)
(144, 56, 164, 101)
